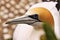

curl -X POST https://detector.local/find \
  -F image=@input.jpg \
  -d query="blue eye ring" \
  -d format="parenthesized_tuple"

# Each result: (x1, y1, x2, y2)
(28, 14, 38, 19)
(28, 14, 41, 22)
(33, 14, 38, 19)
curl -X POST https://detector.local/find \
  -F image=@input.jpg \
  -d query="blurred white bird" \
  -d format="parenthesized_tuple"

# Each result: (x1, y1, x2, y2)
(6, 1, 60, 40)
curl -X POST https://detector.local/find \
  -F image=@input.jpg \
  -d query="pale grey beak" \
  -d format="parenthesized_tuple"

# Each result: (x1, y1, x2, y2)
(6, 16, 39, 25)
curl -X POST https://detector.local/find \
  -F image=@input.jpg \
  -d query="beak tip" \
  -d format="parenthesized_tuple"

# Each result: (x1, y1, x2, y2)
(5, 22, 11, 24)
(5, 22, 8, 24)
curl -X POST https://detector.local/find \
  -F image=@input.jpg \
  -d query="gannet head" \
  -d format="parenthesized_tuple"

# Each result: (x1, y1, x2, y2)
(6, 2, 59, 27)
(6, 1, 60, 39)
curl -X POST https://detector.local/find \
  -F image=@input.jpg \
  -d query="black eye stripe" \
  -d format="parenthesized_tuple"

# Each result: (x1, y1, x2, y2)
(28, 14, 38, 19)
(28, 14, 41, 22)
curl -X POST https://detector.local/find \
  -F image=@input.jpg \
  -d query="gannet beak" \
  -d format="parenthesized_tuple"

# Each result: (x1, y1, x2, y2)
(6, 14, 41, 25)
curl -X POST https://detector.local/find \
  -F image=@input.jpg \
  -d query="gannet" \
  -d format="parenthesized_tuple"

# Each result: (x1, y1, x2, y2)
(6, 1, 60, 40)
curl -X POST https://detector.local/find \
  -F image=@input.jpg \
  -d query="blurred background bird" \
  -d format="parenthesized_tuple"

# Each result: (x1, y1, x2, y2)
(6, 1, 60, 40)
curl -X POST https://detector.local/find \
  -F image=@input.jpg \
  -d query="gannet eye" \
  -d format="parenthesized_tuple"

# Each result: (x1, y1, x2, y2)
(28, 14, 41, 22)
(28, 14, 38, 19)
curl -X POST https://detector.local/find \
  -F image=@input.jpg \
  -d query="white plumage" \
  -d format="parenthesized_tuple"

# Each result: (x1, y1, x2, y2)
(13, 24, 44, 40)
